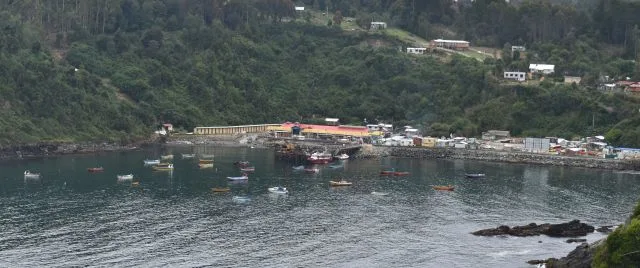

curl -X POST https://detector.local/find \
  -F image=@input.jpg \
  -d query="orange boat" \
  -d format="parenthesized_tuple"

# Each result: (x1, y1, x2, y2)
(211, 187, 231, 193)
(380, 170, 410, 176)
(432, 185, 455, 191)
(87, 167, 104, 173)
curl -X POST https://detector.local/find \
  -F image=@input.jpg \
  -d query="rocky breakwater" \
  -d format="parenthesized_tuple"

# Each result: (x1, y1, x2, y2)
(361, 146, 638, 170)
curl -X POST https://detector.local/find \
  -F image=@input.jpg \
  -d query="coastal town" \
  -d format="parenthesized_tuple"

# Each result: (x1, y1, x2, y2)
(155, 117, 640, 171)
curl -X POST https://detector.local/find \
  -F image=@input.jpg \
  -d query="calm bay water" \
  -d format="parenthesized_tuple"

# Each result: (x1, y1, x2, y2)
(1, 146, 639, 267)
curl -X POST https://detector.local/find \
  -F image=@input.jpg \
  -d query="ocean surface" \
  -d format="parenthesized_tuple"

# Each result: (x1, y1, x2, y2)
(1, 146, 639, 268)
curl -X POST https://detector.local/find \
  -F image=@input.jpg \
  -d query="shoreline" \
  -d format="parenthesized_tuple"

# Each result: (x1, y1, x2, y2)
(3, 134, 639, 171)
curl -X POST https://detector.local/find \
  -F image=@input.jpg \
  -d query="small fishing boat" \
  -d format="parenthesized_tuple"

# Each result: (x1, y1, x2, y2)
(131, 181, 140, 186)
(232, 196, 251, 203)
(143, 159, 160, 165)
(234, 161, 250, 167)
(335, 153, 349, 160)
(153, 163, 174, 171)
(307, 152, 332, 164)
(432, 185, 455, 191)
(371, 191, 389, 196)
(267, 186, 288, 194)
(200, 154, 215, 159)
(329, 180, 352, 186)
(292, 165, 305, 171)
(240, 166, 255, 172)
(304, 168, 320, 173)
(87, 167, 104, 173)
(117, 174, 134, 180)
(198, 163, 214, 169)
(24, 170, 41, 179)
(199, 159, 214, 164)
(160, 154, 174, 160)
(328, 164, 343, 169)
(227, 174, 249, 181)
(182, 154, 196, 159)
(465, 173, 486, 178)
(380, 169, 410, 176)
(212, 187, 231, 193)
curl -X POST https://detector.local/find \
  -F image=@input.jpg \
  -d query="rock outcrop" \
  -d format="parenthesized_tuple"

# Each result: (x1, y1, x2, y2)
(472, 220, 595, 237)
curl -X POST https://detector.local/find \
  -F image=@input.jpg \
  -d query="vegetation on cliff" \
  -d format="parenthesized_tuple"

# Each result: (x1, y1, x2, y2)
(0, 0, 640, 146)
(592, 202, 640, 267)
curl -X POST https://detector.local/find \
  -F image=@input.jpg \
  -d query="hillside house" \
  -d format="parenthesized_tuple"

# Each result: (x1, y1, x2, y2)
(295, 6, 304, 11)
(529, 64, 555, 74)
(624, 82, 640, 95)
(564, 76, 582, 84)
(325, 118, 340, 126)
(370, 22, 387, 30)
(504, 71, 526, 82)
(429, 39, 470, 50)
(511, 46, 526, 52)
(407, 47, 427, 54)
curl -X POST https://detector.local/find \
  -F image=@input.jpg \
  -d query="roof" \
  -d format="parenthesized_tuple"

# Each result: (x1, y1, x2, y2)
(371, 22, 386, 24)
(433, 39, 470, 44)
(295, 6, 304, 10)
(325, 118, 339, 122)
(277, 123, 370, 137)
(529, 64, 555, 70)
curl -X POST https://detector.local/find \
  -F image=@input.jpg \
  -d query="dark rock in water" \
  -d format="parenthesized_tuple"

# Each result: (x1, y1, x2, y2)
(595, 225, 615, 233)
(472, 220, 595, 237)
(527, 259, 546, 265)
(566, 238, 587, 243)
(545, 240, 604, 268)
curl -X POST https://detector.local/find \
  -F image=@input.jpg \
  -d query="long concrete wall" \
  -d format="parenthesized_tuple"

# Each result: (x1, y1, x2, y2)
(355, 146, 640, 170)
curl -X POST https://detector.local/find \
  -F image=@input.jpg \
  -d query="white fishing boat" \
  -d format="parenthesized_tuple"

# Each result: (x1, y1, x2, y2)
(182, 154, 196, 159)
(117, 174, 134, 180)
(335, 153, 349, 160)
(292, 165, 305, 171)
(268, 186, 288, 194)
(160, 154, 174, 160)
(24, 170, 41, 179)
(371, 191, 389, 196)
(153, 163, 174, 171)
(200, 154, 215, 159)
(143, 159, 160, 165)
(227, 174, 249, 181)
(232, 196, 251, 203)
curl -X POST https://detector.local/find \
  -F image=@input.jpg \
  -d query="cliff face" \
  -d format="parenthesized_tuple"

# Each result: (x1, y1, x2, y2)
(546, 239, 605, 268)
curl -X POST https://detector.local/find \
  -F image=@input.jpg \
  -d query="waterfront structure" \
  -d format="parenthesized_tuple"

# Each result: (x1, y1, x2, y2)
(429, 39, 470, 50)
(504, 71, 526, 81)
(269, 122, 373, 138)
(370, 22, 387, 30)
(524, 138, 551, 153)
(194, 124, 280, 135)
(407, 47, 427, 54)
(529, 64, 555, 74)
(482, 130, 511, 141)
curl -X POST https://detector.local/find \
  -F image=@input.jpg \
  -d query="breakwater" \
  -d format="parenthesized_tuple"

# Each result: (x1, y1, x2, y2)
(356, 145, 640, 170)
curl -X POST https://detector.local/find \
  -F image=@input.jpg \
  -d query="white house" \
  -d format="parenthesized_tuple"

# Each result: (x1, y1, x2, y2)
(295, 6, 304, 11)
(325, 118, 339, 126)
(407, 47, 427, 54)
(511, 46, 526, 52)
(370, 22, 387, 30)
(529, 64, 555, 74)
(504, 71, 526, 81)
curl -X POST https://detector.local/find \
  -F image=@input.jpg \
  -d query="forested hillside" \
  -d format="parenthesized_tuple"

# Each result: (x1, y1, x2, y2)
(1, 0, 640, 146)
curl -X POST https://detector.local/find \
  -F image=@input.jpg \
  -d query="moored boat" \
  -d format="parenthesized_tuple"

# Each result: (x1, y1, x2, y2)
(329, 180, 352, 186)
(24, 170, 41, 179)
(200, 154, 215, 159)
(371, 191, 389, 196)
(143, 159, 160, 165)
(465, 173, 486, 178)
(153, 163, 174, 171)
(212, 187, 231, 193)
(240, 166, 255, 172)
(182, 154, 196, 159)
(160, 154, 174, 160)
(227, 174, 249, 181)
(307, 152, 332, 164)
(304, 168, 319, 173)
(380, 169, 410, 176)
(198, 163, 214, 169)
(267, 186, 288, 194)
(87, 167, 104, 173)
(232, 196, 251, 203)
(432, 185, 455, 191)
(234, 161, 250, 167)
(335, 153, 349, 160)
(117, 174, 134, 180)
(292, 165, 305, 171)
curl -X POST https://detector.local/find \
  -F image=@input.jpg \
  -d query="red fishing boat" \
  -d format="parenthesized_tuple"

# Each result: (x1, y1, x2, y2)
(87, 167, 104, 173)
(307, 152, 332, 164)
